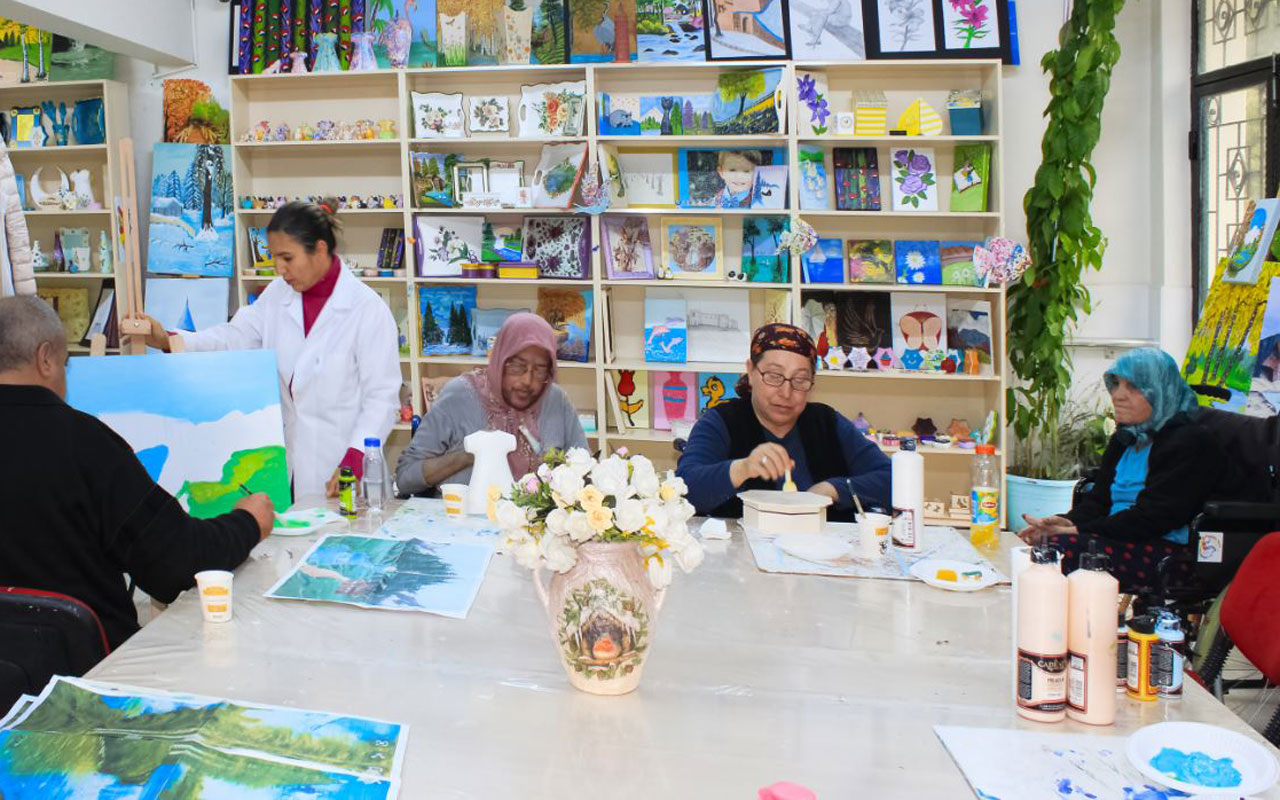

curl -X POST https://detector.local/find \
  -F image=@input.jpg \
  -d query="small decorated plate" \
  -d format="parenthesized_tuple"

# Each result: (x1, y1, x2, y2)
(909, 559, 999, 591)
(1126, 722, 1279, 797)
(775, 533, 853, 563)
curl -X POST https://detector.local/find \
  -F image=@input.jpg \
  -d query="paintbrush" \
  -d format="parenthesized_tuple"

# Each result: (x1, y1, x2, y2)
(239, 483, 252, 497)
(782, 467, 797, 492)
(853, 493, 866, 519)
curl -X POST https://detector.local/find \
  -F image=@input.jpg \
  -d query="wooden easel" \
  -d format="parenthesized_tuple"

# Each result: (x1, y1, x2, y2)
(88, 138, 183, 356)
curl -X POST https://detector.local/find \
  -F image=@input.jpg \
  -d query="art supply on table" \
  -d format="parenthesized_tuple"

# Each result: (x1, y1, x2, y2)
(463, 429, 516, 516)
(1126, 721, 1279, 797)
(338, 466, 357, 521)
(909, 558, 999, 591)
(738, 490, 832, 534)
(1153, 611, 1187, 698)
(1066, 541, 1119, 725)
(891, 438, 924, 550)
(195, 570, 234, 623)
(1117, 612, 1130, 692)
(1125, 613, 1160, 702)
(857, 512, 890, 559)
(272, 507, 347, 536)
(362, 437, 387, 515)
(1016, 546, 1068, 722)
(782, 467, 796, 492)
(969, 443, 1000, 550)
(442, 483, 468, 518)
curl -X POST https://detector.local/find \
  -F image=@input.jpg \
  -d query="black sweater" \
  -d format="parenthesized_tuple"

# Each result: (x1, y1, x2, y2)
(1063, 413, 1228, 543)
(0, 385, 260, 649)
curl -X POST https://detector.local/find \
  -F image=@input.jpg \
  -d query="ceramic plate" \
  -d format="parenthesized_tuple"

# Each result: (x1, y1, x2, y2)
(775, 534, 853, 563)
(1126, 722, 1279, 798)
(909, 559, 999, 592)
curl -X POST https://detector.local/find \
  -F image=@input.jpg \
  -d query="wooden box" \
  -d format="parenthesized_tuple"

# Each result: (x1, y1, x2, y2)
(738, 490, 833, 534)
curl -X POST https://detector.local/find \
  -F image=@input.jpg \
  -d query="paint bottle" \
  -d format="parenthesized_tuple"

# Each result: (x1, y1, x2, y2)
(1125, 614, 1160, 702)
(1153, 612, 1187, 698)
(338, 466, 357, 521)
(1016, 546, 1068, 722)
(891, 438, 924, 550)
(1116, 612, 1130, 693)
(1066, 542, 1119, 725)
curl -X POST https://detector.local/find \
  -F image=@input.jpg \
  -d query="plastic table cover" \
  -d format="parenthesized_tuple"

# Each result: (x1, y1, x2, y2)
(86, 500, 1280, 799)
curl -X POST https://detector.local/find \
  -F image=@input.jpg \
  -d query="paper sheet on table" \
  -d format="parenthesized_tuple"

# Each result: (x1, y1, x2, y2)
(745, 524, 1008, 582)
(273, 506, 347, 535)
(935, 725, 1167, 800)
(376, 497, 502, 542)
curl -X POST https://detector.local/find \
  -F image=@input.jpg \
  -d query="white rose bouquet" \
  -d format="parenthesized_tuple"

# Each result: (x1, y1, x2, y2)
(492, 447, 703, 589)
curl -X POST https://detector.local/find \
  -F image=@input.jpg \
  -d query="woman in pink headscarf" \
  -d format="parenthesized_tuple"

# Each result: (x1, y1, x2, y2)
(395, 313, 588, 494)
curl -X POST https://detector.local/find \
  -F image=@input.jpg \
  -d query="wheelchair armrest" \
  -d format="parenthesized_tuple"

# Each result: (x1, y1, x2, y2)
(1198, 501, 1280, 522)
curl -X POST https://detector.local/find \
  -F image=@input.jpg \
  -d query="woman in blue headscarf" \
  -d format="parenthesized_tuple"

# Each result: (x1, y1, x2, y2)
(1021, 348, 1223, 589)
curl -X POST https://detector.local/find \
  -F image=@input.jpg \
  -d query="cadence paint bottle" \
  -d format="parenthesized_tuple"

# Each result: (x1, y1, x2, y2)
(1016, 546, 1068, 722)
(1126, 614, 1160, 702)
(1066, 543, 1119, 725)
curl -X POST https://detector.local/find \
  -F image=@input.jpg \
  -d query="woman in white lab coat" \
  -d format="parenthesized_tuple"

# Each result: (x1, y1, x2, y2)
(140, 200, 401, 498)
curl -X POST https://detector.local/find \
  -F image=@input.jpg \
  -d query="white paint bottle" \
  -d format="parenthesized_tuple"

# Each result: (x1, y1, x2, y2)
(1066, 542, 1119, 725)
(1016, 546, 1068, 723)
(891, 437, 924, 550)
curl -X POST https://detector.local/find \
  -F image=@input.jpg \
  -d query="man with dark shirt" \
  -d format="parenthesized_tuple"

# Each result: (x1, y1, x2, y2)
(0, 296, 274, 649)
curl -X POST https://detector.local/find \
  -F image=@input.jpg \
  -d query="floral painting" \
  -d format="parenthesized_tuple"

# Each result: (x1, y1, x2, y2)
(603, 216, 655, 279)
(796, 71, 830, 136)
(894, 240, 942, 285)
(413, 215, 483, 276)
(523, 216, 591, 279)
(876, 0, 936, 53)
(411, 91, 464, 138)
(890, 147, 937, 211)
(789, 0, 864, 61)
(798, 145, 829, 210)
(531, 142, 588, 208)
(467, 96, 510, 133)
(942, 0, 995, 50)
(518, 80, 587, 137)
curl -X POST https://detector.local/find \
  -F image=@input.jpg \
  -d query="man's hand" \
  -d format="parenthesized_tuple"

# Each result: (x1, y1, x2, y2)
(234, 492, 276, 540)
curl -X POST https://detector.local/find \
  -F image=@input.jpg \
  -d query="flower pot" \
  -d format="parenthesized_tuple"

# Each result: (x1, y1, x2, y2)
(502, 4, 533, 65)
(1006, 474, 1078, 532)
(534, 541, 663, 695)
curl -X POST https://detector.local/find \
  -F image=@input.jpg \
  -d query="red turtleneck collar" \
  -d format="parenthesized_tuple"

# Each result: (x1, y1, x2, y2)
(302, 256, 341, 336)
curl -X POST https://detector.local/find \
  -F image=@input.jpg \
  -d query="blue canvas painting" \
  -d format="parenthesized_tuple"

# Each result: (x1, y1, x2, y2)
(268, 534, 494, 619)
(472, 307, 527, 356)
(637, 0, 706, 61)
(537, 288, 593, 362)
(803, 238, 845, 283)
(419, 285, 476, 355)
(144, 278, 229, 337)
(66, 351, 290, 516)
(644, 293, 687, 362)
(147, 143, 234, 276)
(640, 95, 682, 135)
(895, 240, 943, 285)
(599, 93, 642, 135)
(697, 371, 740, 413)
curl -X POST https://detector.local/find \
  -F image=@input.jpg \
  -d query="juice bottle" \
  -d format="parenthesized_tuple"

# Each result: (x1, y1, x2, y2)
(970, 443, 1000, 549)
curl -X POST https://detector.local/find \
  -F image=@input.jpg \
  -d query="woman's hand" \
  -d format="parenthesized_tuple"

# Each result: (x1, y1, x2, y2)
(730, 443, 794, 487)
(1019, 514, 1077, 545)
(325, 467, 361, 499)
(126, 313, 174, 352)
(808, 481, 839, 502)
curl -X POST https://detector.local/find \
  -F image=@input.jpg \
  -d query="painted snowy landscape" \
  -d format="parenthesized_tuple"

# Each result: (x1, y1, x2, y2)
(148, 143, 234, 276)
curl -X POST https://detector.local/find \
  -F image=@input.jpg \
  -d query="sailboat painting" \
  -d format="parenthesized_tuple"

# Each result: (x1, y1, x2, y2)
(144, 278, 230, 345)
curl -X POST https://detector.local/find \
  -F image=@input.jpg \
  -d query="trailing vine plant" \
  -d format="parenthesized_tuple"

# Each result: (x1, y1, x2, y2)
(1009, 0, 1125, 479)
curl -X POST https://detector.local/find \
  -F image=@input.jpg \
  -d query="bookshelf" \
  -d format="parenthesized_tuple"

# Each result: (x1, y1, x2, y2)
(6, 79, 130, 354)
(228, 59, 1006, 521)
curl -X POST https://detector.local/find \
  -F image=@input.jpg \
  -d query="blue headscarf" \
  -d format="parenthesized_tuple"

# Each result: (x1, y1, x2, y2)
(1103, 348, 1198, 443)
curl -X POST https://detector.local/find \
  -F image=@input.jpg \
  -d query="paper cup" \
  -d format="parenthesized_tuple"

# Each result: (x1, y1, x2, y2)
(857, 513, 891, 559)
(441, 484, 467, 517)
(195, 570, 234, 623)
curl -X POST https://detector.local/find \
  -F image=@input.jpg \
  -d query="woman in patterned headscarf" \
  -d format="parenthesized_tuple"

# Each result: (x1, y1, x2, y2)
(676, 323, 891, 521)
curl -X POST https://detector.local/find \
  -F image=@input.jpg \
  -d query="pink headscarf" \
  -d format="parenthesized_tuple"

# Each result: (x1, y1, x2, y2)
(465, 312, 559, 478)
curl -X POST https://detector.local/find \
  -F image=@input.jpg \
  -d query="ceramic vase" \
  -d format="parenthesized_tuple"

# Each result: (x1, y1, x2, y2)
(71, 99, 105, 145)
(288, 50, 310, 73)
(383, 12, 413, 67)
(313, 32, 342, 73)
(502, 4, 533, 65)
(439, 13, 468, 67)
(349, 32, 378, 71)
(535, 542, 663, 696)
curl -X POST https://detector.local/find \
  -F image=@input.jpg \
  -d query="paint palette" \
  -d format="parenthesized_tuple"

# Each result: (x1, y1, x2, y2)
(909, 559, 999, 592)
(1127, 722, 1278, 797)
(774, 534, 853, 564)
(272, 507, 347, 537)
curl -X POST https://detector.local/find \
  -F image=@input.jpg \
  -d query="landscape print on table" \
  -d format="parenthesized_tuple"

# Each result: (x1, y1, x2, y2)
(789, 0, 863, 60)
(636, 0, 706, 61)
(368, 0, 439, 68)
(611, 369, 650, 427)
(268, 534, 494, 618)
(698, 371, 740, 413)
(66, 351, 290, 516)
(0, 676, 407, 800)
(649, 370, 699, 430)
(144, 278, 229, 339)
(419, 285, 477, 355)
(705, 0, 789, 59)
(147, 143, 233, 276)
(1183, 259, 1280, 410)
(644, 290, 687, 362)
(537, 287, 593, 362)
(876, 0, 936, 53)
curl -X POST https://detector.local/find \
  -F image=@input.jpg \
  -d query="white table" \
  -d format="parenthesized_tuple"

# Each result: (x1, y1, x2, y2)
(88, 501, 1280, 799)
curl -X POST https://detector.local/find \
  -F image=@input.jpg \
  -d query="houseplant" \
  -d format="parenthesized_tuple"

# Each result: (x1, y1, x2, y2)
(494, 447, 703, 695)
(1007, 403, 1113, 530)
(1007, 0, 1124, 525)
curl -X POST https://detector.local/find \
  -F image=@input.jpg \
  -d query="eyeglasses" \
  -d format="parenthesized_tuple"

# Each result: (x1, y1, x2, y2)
(756, 367, 814, 393)
(503, 358, 551, 383)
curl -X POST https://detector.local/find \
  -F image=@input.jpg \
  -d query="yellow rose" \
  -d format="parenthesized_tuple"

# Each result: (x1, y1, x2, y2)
(487, 485, 502, 502)
(659, 483, 677, 502)
(578, 485, 605, 510)
(586, 505, 614, 533)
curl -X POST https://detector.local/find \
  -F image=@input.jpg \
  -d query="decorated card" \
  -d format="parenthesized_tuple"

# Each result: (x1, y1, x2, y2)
(950, 143, 991, 213)
(895, 240, 942, 285)
(611, 369, 650, 428)
(834, 147, 881, 211)
(649, 370, 699, 430)
(848, 239, 894, 283)
(644, 289, 687, 363)
(891, 291, 947, 371)
(889, 147, 938, 211)
(697, 372, 741, 413)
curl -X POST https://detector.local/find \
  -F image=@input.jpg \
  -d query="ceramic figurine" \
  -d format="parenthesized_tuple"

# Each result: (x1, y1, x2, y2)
(314, 120, 335, 140)
(273, 123, 291, 141)
(463, 430, 516, 515)
(289, 50, 309, 73)
(31, 240, 48, 271)
(337, 121, 356, 140)
(383, 11, 413, 67)
(846, 347, 872, 371)
(382, 195, 396, 209)
(241, 196, 254, 209)
(97, 230, 112, 273)
(51, 233, 64, 271)
(349, 31, 378, 71)
(358, 119, 376, 139)
(823, 346, 845, 371)
(377, 119, 396, 139)
(274, 195, 288, 208)
(261, 58, 284, 74)
(69, 168, 97, 209)
(912, 418, 937, 440)
(29, 167, 69, 208)
(40, 101, 69, 147)
(947, 418, 971, 440)
(853, 412, 872, 435)
(253, 120, 271, 141)
(313, 32, 342, 72)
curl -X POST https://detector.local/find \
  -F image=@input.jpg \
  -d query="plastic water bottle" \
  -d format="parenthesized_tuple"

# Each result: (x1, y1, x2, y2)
(970, 443, 1001, 549)
(362, 437, 386, 515)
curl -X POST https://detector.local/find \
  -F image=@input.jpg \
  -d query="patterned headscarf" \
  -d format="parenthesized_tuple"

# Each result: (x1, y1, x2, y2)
(736, 323, 818, 395)
(1104, 348, 1198, 444)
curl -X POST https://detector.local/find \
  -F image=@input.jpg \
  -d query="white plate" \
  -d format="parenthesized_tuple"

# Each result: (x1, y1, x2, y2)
(272, 508, 347, 537)
(1127, 721, 1279, 797)
(775, 534, 853, 563)
(909, 559, 999, 591)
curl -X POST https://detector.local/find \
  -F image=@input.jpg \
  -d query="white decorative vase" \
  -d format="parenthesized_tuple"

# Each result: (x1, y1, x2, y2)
(439, 12, 469, 67)
(502, 4, 533, 65)
(535, 542, 663, 696)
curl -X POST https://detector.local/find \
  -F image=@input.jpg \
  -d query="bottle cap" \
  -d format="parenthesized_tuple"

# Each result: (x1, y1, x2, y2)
(1128, 614, 1156, 635)
(900, 437, 917, 451)
(364, 437, 381, 448)
(1155, 611, 1184, 636)
(339, 466, 355, 478)
(975, 443, 995, 455)
(1078, 539, 1111, 572)
(1030, 545, 1060, 565)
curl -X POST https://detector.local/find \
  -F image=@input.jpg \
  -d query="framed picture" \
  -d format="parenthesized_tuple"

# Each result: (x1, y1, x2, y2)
(659, 216, 724, 280)
(865, 0, 1011, 62)
(602, 216, 655, 280)
(410, 91, 465, 139)
(523, 216, 591, 279)
(889, 147, 938, 211)
(788, 0, 865, 61)
(677, 147, 787, 209)
(704, 0, 790, 60)
(452, 162, 489, 204)
(467, 96, 510, 134)
(935, 0, 1012, 61)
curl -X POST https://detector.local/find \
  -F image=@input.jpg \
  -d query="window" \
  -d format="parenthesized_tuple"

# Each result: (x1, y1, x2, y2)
(1191, 1, 1280, 317)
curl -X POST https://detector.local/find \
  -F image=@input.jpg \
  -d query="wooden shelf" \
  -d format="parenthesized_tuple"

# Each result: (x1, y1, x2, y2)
(607, 359, 750, 373)
(407, 136, 586, 146)
(23, 209, 111, 217)
(817, 369, 1000, 383)
(603, 207, 792, 216)
(409, 207, 580, 215)
(597, 135, 787, 145)
(10, 144, 109, 155)
(419, 355, 594, 369)
(799, 210, 1001, 219)
(34, 271, 114, 280)
(603, 279, 792, 289)
(800, 283, 1001, 294)
(236, 139, 402, 149)
(413, 277, 590, 286)
(797, 135, 998, 145)
(235, 207, 403, 215)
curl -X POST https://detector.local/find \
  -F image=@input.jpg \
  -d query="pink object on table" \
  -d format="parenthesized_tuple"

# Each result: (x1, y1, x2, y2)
(758, 782, 816, 800)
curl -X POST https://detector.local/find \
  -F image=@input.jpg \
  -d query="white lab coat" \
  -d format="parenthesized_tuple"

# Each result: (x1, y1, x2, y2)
(181, 265, 400, 497)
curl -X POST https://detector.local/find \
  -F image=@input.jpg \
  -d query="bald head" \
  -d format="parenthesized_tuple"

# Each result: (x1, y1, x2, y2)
(0, 295, 69, 398)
